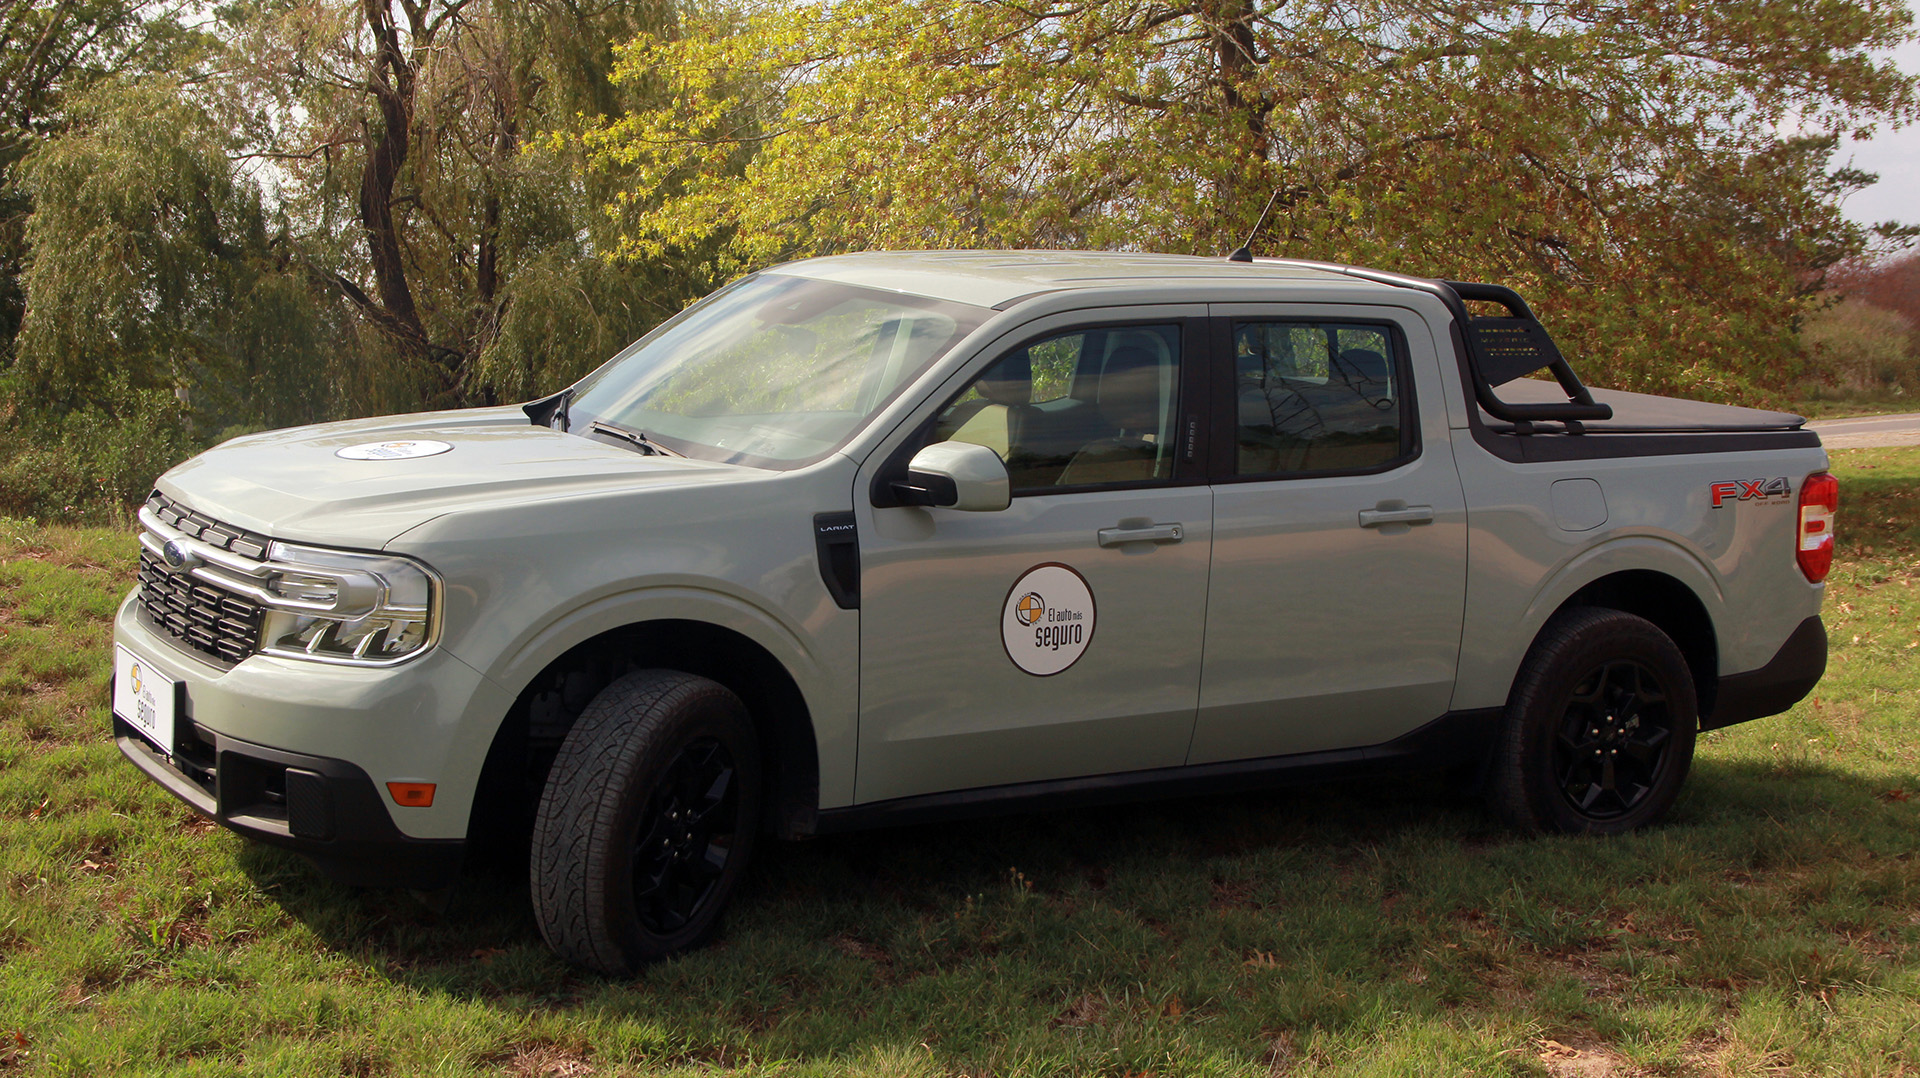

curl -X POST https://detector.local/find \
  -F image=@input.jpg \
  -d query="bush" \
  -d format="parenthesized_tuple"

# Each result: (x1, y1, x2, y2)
(0, 384, 199, 523)
(1800, 297, 1920, 399)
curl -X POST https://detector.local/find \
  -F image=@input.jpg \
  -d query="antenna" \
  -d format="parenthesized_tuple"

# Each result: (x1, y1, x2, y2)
(1226, 188, 1282, 263)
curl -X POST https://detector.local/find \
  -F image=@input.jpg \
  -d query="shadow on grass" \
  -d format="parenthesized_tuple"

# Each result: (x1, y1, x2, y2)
(240, 749, 1919, 1052)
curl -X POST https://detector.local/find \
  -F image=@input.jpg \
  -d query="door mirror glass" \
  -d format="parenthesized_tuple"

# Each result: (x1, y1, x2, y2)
(894, 442, 1011, 511)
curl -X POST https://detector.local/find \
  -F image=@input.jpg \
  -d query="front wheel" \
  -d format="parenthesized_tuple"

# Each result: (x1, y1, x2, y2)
(1487, 607, 1697, 835)
(530, 670, 761, 974)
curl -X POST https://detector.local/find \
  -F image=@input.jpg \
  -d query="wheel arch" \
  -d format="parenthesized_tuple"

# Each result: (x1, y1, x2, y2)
(470, 615, 824, 850)
(1496, 538, 1728, 723)
(1554, 570, 1719, 720)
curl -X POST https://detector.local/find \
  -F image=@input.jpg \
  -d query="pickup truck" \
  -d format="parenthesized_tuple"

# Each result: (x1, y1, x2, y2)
(109, 252, 1832, 974)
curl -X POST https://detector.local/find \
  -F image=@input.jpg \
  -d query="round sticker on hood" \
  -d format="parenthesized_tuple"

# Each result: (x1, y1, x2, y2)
(1001, 563, 1096, 676)
(335, 439, 453, 461)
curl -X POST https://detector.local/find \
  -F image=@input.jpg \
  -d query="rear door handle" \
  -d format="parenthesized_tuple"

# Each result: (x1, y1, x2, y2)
(1358, 505, 1434, 528)
(1097, 523, 1184, 547)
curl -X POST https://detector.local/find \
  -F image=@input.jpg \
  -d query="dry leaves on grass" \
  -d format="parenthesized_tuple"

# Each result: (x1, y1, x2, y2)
(501, 1043, 593, 1078)
(1535, 1037, 1631, 1077)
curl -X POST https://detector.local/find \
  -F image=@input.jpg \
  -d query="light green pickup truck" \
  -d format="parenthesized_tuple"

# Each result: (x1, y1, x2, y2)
(112, 252, 1832, 973)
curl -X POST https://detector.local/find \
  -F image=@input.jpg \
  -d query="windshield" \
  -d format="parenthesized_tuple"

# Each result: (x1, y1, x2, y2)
(568, 273, 988, 466)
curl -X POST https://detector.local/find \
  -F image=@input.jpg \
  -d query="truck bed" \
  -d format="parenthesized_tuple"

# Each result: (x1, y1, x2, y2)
(1484, 379, 1806, 433)
(1473, 379, 1820, 462)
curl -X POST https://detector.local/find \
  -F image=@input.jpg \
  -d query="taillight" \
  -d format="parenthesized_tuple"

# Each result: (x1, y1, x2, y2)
(1797, 471, 1839, 583)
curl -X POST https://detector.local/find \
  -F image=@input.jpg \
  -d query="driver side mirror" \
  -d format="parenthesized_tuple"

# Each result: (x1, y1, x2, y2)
(887, 442, 1011, 512)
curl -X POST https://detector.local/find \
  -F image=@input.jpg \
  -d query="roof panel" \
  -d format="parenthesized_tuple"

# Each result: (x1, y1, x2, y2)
(767, 250, 1366, 308)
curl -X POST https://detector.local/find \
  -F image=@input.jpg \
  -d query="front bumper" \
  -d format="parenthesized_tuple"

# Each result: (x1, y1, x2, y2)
(117, 718, 464, 889)
(113, 590, 516, 848)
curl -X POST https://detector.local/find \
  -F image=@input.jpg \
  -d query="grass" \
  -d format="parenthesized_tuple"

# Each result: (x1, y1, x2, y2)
(1789, 395, 1920, 420)
(1, 451, 1918, 1077)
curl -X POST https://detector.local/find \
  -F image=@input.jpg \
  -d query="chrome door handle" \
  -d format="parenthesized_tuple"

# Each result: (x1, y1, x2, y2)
(1359, 505, 1434, 528)
(1097, 522, 1184, 547)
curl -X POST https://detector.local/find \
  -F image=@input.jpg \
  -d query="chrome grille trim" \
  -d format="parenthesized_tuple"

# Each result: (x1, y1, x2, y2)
(136, 498, 268, 665)
(146, 490, 269, 561)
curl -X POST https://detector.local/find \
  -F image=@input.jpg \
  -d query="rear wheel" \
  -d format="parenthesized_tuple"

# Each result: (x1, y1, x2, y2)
(530, 669, 761, 974)
(1488, 607, 1697, 835)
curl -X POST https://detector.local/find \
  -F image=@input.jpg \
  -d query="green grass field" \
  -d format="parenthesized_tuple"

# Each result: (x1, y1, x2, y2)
(2, 451, 1918, 1077)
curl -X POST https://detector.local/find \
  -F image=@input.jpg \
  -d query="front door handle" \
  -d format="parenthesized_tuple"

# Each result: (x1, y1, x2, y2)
(1097, 522, 1184, 547)
(1359, 505, 1435, 528)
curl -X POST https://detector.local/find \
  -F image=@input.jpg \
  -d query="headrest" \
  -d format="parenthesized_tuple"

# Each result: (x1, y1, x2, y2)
(1103, 345, 1158, 377)
(976, 350, 1031, 406)
(1337, 348, 1391, 385)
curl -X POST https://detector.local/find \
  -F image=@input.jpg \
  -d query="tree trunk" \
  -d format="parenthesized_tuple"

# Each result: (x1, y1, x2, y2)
(358, 0, 425, 344)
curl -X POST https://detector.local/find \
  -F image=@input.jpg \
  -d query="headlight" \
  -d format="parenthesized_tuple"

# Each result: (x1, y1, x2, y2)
(258, 542, 439, 666)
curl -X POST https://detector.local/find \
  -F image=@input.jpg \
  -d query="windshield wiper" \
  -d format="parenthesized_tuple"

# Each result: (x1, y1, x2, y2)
(587, 419, 681, 457)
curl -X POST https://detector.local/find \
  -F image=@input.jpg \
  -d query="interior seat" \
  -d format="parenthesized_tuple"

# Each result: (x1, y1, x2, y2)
(943, 351, 1038, 462)
(1057, 346, 1166, 485)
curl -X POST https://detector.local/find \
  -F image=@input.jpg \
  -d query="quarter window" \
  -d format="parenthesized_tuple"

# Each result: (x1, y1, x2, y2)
(929, 324, 1183, 491)
(1232, 322, 1409, 476)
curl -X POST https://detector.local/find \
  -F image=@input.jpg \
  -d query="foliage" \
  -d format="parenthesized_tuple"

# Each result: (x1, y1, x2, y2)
(1829, 250, 1920, 330)
(13, 80, 332, 431)
(588, 0, 1920, 403)
(0, 380, 195, 521)
(0, 0, 733, 516)
(1, 449, 1919, 1074)
(206, 0, 724, 410)
(1801, 295, 1919, 396)
(0, 1, 207, 367)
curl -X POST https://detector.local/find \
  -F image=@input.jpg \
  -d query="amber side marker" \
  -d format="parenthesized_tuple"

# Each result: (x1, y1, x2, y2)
(386, 782, 436, 807)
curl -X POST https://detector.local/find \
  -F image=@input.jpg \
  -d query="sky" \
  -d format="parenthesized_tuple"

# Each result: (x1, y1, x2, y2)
(1836, 39, 1920, 237)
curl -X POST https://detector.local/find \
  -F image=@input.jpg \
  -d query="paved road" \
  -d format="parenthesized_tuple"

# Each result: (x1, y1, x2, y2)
(1806, 412, 1920, 449)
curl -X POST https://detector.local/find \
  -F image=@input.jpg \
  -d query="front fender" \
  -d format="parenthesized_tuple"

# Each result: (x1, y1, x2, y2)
(468, 582, 855, 810)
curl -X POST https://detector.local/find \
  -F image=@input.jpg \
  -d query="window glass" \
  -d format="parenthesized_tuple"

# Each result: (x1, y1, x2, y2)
(1233, 321, 1405, 476)
(929, 324, 1182, 490)
(570, 274, 986, 466)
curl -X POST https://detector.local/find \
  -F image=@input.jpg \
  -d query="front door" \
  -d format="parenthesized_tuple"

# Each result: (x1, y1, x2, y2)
(1188, 306, 1469, 763)
(853, 312, 1213, 804)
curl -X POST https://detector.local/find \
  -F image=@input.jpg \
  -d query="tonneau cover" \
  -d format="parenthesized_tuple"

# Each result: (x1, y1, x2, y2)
(1485, 378, 1805, 433)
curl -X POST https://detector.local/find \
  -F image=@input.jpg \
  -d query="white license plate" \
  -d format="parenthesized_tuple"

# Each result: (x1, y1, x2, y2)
(113, 646, 178, 755)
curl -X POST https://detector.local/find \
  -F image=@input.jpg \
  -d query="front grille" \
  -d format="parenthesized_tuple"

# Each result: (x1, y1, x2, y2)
(146, 490, 269, 561)
(137, 547, 266, 665)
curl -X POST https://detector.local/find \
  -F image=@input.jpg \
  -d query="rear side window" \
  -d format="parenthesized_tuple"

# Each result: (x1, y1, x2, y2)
(1231, 321, 1412, 477)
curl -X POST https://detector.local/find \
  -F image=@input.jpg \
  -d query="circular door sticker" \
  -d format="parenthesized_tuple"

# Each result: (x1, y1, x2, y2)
(1001, 563, 1097, 676)
(335, 439, 453, 461)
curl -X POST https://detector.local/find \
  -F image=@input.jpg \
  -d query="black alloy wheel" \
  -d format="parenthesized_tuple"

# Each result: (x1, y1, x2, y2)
(1489, 606, 1698, 835)
(630, 736, 741, 935)
(531, 669, 762, 975)
(1551, 659, 1675, 820)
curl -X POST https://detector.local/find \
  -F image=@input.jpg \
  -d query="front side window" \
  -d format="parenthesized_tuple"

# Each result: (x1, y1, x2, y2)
(1233, 321, 1409, 476)
(570, 274, 988, 466)
(927, 324, 1183, 491)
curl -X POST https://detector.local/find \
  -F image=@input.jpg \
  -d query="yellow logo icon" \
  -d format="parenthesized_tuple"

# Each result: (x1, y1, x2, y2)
(1015, 592, 1045, 626)
(129, 662, 143, 695)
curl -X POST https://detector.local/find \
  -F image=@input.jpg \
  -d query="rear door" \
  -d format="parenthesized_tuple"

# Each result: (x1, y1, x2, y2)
(1188, 305, 1468, 762)
(852, 309, 1214, 804)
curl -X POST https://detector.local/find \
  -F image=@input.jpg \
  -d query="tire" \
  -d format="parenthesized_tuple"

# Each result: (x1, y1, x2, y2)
(1487, 607, 1697, 835)
(530, 669, 761, 974)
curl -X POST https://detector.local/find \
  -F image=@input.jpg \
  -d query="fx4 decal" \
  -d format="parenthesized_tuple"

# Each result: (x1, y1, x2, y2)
(1710, 477, 1791, 508)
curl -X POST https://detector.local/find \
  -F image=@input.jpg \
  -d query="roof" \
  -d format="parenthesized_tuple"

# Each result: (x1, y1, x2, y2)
(769, 250, 1387, 309)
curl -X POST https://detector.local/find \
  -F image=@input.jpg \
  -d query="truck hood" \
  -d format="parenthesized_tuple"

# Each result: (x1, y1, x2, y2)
(156, 407, 752, 548)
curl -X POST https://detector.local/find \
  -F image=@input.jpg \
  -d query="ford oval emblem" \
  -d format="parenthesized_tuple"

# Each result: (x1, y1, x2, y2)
(161, 539, 199, 572)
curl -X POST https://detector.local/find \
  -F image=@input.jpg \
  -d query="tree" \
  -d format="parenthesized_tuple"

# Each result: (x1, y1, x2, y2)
(214, 0, 719, 411)
(587, 0, 1920, 402)
(1829, 251, 1920, 328)
(13, 79, 331, 430)
(0, 1, 203, 366)
(1802, 296, 1918, 394)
